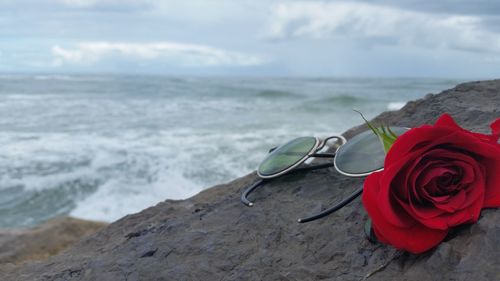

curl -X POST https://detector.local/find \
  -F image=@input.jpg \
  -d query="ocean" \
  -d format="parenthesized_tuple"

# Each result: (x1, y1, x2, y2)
(0, 75, 465, 227)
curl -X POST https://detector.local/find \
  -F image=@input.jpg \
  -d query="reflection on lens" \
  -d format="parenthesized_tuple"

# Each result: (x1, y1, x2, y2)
(334, 127, 408, 176)
(258, 137, 317, 178)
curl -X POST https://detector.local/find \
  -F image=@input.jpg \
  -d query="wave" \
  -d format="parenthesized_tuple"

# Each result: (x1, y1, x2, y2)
(387, 101, 406, 111)
(0, 75, 24, 80)
(32, 75, 109, 82)
(0, 129, 275, 225)
(323, 95, 369, 104)
(315, 95, 372, 105)
(255, 89, 301, 98)
(314, 96, 408, 111)
(0, 74, 108, 82)
(0, 76, 463, 227)
(0, 121, 341, 227)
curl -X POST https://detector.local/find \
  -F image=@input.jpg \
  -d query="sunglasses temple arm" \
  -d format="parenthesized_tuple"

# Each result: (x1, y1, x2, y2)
(268, 146, 278, 153)
(297, 186, 363, 223)
(310, 153, 336, 158)
(240, 179, 265, 207)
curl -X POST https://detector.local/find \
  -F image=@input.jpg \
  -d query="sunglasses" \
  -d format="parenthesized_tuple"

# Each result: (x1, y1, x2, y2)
(240, 127, 408, 223)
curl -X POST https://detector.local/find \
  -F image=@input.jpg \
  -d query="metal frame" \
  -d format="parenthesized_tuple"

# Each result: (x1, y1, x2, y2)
(256, 135, 347, 179)
(333, 153, 383, 178)
(256, 137, 321, 179)
(240, 127, 408, 224)
(241, 135, 346, 210)
(332, 127, 410, 177)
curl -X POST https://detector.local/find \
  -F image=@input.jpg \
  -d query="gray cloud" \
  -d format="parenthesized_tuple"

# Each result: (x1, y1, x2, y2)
(56, 0, 155, 12)
(268, 1, 500, 54)
(351, 0, 500, 15)
(51, 42, 266, 67)
(1, 0, 500, 77)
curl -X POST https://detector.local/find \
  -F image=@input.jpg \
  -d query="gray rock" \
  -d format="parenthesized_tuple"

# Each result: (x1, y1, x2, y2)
(0, 217, 106, 267)
(3, 80, 500, 281)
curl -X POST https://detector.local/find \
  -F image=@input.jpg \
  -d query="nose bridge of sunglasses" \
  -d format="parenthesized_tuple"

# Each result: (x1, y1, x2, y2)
(315, 135, 347, 153)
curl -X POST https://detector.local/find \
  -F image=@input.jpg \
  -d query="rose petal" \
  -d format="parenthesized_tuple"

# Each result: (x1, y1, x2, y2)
(433, 189, 466, 212)
(419, 167, 455, 194)
(434, 113, 461, 129)
(362, 114, 500, 254)
(435, 114, 499, 144)
(372, 222, 448, 254)
(396, 194, 445, 221)
(418, 176, 484, 229)
(482, 147, 500, 207)
(423, 137, 500, 208)
(406, 157, 428, 203)
(409, 159, 447, 203)
(491, 118, 500, 141)
(377, 158, 417, 228)
(386, 126, 453, 164)
(362, 172, 448, 254)
(390, 145, 486, 229)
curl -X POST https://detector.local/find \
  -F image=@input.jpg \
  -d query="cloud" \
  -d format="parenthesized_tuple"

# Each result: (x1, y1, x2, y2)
(351, 0, 500, 16)
(268, 1, 500, 54)
(51, 42, 266, 67)
(56, 0, 153, 9)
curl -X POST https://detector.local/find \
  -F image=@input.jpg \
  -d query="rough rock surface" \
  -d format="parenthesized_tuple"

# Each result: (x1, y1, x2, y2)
(3, 80, 500, 281)
(0, 217, 106, 266)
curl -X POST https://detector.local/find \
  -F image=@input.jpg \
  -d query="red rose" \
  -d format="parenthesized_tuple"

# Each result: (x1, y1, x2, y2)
(362, 114, 500, 254)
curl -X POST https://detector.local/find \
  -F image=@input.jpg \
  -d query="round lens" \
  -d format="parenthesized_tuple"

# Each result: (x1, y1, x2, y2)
(334, 127, 408, 176)
(258, 137, 318, 178)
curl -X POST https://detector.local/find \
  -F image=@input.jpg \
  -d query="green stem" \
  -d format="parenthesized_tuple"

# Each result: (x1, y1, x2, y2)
(354, 110, 398, 153)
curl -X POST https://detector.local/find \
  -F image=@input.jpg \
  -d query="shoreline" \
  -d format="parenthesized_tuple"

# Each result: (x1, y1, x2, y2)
(0, 217, 106, 268)
(2, 79, 500, 280)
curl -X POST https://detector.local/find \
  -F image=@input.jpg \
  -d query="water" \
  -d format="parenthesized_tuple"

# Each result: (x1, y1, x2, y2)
(0, 74, 464, 227)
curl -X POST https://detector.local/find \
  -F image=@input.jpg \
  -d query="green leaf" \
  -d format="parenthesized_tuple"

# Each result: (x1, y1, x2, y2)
(354, 110, 398, 154)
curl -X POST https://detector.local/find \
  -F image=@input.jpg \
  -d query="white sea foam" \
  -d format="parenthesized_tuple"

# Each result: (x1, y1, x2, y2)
(387, 101, 406, 111)
(32, 75, 109, 81)
(0, 75, 23, 80)
(70, 169, 200, 222)
(0, 74, 109, 82)
(0, 129, 282, 223)
(0, 76, 463, 226)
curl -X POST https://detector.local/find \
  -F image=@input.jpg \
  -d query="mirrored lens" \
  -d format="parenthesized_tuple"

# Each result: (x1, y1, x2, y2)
(334, 127, 408, 176)
(258, 137, 317, 177)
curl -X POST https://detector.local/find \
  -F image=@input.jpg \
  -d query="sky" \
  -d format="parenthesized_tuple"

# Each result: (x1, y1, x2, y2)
(1, 0, 500, 77)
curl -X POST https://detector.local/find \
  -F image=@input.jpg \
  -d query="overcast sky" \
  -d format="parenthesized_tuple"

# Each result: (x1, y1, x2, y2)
(1, 0, 500, 77)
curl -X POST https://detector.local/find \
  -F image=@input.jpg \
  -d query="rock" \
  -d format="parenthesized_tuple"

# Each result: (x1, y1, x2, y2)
(3, 80, 500, 281)
(0, 217, 106, 267)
